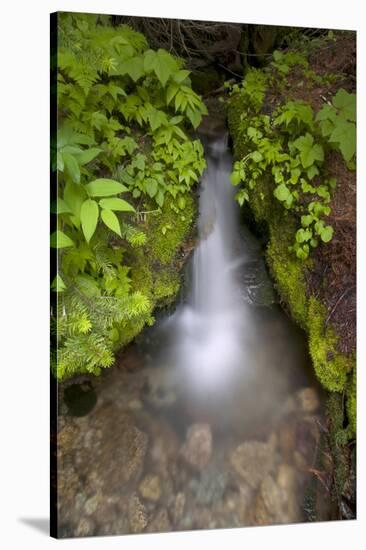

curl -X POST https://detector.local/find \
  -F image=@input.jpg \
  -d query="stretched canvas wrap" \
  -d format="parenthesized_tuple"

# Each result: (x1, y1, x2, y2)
(50, 12, 356, 539)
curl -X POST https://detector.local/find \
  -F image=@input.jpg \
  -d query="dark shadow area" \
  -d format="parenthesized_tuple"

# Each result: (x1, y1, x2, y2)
(18, 518, 49, 536)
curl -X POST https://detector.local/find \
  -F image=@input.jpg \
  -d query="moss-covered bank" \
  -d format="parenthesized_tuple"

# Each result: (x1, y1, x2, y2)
(227, 61, 356, 514)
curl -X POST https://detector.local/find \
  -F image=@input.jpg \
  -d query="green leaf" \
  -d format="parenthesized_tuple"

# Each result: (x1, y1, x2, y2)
(80, 199, 99, 243)
(251, 151, 263, 163)
(273, 183, 290, 202)
(320, 225, 334, 243)
(62, 152, 80, 183)
(293, 133, 324, 168)
(145, 179, 158, 198)
(101, 209, 121, 237)
(50, 230, 74, 248)
(166, 83, 179, 105)
(118, 55, 144, 81)
(76, 148, 102, 165)
(333, 89, 356, 121)
(329, 120, 356, 162)
(51, 273, 66, 292)
(99, 198, 135, 212)
(177, 196, 186, 210)
(186, 107, 202, 129)
(64, 181, 87, 222)
(50, 198, 72, 214)
(230, 171, 242, 186)
(86, 178, 128, 197)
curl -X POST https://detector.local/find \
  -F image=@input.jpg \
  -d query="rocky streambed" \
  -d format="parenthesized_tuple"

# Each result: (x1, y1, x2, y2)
(57, 342, 329, 538)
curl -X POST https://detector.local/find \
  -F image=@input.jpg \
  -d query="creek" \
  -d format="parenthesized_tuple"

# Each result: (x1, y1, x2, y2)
(57, 134, 329, 537)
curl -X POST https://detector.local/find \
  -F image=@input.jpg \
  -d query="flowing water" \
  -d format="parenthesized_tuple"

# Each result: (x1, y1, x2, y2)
(57, 135, 329, 538)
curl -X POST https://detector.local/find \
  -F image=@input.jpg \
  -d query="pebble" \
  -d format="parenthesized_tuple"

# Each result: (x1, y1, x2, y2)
(146, 508, 171, 533)
(230, 440, 277, 489)
(296, 388, 320, 413)
(75, 517, 95, 537)
(139, 474, 162, 502)
(181, 423, 213, 470)
(128, 493, 148, 533)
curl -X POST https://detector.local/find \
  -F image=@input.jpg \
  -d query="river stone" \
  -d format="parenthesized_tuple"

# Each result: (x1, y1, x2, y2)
(172, 492, 186, 524)
(75, 517, 95, 537)
(296, 387, 320, 413)
(181, 423, 212, 470)
(146, 508, 171, 533)
(95, 407, 148, 488)
(128, 493, 148, 533)
(84, 492, 102, 516)
(230, 441, 277, 489)
(138, 474, 162, 502)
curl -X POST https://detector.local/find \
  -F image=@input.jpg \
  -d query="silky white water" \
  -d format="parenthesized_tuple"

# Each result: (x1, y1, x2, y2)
(169, 136, 251, 388)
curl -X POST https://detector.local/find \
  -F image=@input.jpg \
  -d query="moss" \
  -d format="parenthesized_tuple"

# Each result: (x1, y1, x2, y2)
(346, 365, 356, 437)
(153, 270, 180, 305)
(326, 393, 349, 494)
(147, 194, 196, 265)
(308, 297, 353, 392)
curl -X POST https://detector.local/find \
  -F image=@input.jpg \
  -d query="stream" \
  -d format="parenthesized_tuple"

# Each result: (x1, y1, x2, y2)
(57, 135, 327, 537)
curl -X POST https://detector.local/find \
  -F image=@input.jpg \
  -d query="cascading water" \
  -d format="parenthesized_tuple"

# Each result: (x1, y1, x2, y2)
(167, 136, 251, 387)
(148, 134, 311, 434)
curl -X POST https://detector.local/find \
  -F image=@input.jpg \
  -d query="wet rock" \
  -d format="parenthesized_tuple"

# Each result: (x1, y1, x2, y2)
(188, 459, 227, 505)
(128, 493, 148, 533)
(93, 407, 148, 488)
(255, 470, 301, 526)
(230, 441, 278, 489)
(84, 492, 102, 516)
(146, 508, 171, 533)
(181, 423, 212, 470)
(58, 424, 79, 451)
(296, 388, 320, 413)
(139, 474, 162, 502)
(277, 464, 297, 492)
(293, 449, 308, 470)
(279, 419, 296, 462)
(127, 398, 143, 411)
(75, 517, 95, 537)
(172, 492, 186, 524)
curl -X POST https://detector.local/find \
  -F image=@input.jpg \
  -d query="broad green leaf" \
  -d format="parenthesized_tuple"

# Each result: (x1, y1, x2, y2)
(274, 183, 290, 202)
(251, 151, 263, 163)
(64, 181, 87, 222)
(51, 273, 66, 292)
(117, 56, 144, 81)
(329, 120, 356, 162)
(50, 230, 74, 248)
(101, 208, 121, 237)
(50, 198, 72, 214)
(230, 171, 241, 186)
(333, 89, 356, 121)
(172, 70, 191, 83)
(154, 49, 178, 86)
(62, 152, 80, 183)
(86, 178, 128, 197)
(166, 83, 179, 105)
(99, 198, 135, 212)
(76, 148, 102, 165)
(145, 179, 158, 198)
(80, 199, 99, 243)
(320, 225, 334, 243)
(156, 190, 165, 207)
(186, 107, 201, 129)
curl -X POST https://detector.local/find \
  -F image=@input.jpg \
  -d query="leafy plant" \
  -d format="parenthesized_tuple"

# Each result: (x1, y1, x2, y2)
(51, 13, 207, 379)
(228, 52, 355, 260)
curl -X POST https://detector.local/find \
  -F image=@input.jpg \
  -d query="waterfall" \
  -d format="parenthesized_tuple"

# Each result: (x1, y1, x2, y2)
(165, 135, 251, 389)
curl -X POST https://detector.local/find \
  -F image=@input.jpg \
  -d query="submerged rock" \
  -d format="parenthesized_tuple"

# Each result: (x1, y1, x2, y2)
(146, 508, 171, 533)
(230, 440, 278, 489)
(139, 474, 162, 502)
(128, 493, 148, 533)
(181, 423, 213, 470)
(296, 387, 320, 413)
(75, 517, 95, 537)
